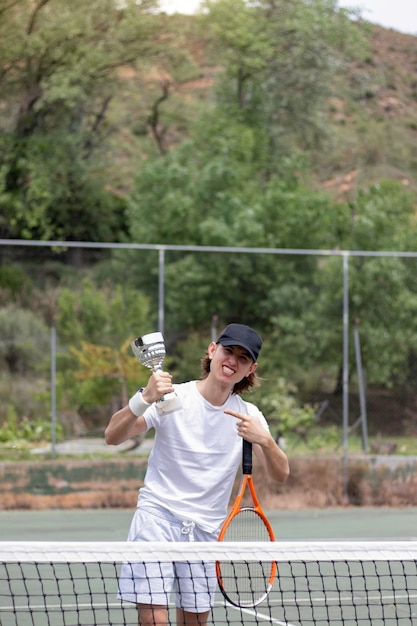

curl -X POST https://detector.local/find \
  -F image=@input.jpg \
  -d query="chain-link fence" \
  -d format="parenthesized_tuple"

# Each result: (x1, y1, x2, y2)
(2, 239, 417, 467)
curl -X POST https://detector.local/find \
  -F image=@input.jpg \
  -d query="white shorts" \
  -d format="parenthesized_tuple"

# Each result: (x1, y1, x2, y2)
(118, 505, 218, 612)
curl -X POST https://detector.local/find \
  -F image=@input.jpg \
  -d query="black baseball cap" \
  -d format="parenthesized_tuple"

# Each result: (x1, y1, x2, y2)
(216, 323, 263, 362)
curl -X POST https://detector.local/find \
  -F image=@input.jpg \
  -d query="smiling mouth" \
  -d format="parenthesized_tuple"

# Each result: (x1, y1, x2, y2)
(223, 365, 235, 375)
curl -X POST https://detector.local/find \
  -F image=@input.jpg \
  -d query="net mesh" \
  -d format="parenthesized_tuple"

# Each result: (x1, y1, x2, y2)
(1, 540, 417, 625)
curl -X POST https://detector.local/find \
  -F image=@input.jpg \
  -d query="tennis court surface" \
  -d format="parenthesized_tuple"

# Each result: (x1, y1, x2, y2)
(2, 539, 417, 625)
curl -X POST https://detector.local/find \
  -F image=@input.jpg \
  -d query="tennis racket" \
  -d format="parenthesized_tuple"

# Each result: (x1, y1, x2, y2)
(216, 438, 277, 608)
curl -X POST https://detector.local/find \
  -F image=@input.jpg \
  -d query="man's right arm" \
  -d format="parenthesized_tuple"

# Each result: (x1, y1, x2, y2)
(104, 404, 148, 446)
(104, 370, 174, 445)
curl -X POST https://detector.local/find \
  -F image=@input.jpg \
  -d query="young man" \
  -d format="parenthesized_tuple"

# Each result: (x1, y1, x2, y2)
(105, 323, 289, 626)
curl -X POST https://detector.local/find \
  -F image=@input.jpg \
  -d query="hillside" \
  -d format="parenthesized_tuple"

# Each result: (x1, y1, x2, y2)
(321, 25, 417, 199)
(110, 20, 417, 201)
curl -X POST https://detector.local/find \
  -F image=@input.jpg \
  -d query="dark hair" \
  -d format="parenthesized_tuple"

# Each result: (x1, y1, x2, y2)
(200, 349, 260, 395)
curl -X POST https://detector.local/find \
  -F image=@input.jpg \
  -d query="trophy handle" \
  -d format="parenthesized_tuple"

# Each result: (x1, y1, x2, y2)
(155, 391, 183, 414)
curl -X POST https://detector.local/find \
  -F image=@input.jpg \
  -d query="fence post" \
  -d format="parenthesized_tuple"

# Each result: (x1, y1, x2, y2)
(342, 253, 349, 499)
(354, 324, 369, 452)
(158, 248, 165, 335)
(50, 321, 57, 459)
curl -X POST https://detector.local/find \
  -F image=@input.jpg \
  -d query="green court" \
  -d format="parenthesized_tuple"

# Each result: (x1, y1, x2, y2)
(1, 506, 417, 541)
(1, 508, 417, 625)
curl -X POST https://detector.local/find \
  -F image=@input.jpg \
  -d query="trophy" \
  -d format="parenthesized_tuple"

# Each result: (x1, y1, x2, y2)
(131, 332, 182, 414)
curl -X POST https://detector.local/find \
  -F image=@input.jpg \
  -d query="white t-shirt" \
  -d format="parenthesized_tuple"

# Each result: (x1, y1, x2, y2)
(138, 380, 270, 532)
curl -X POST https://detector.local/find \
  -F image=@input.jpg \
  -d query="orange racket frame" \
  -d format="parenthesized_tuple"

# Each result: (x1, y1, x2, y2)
(216, 439, 277, 607)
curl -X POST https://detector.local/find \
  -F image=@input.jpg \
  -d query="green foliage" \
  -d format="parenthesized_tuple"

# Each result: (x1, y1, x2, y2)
(0, 0, 174, 241)
(348, 180, 417, 251)
(200, 0, 367, 159)
(0, 263, 33, 303)
(166, 330, 215, 383)
(69, 338, 151, 410)
(302, 425, 340, 451)
(57, 279, 152, 347)
(56, 280, 153, 411)
(249, 377, 317, 441)
(348, 256, 417, 387)
(125, 130, 343, 333)
(0, 405, 62, 446)
(235, 181, 417, 393)
(0, 130, 129, 242)
(62, 370, 122, 413)
(0, 306, 50, 374)
(1, 0, 417, 439)
(312, 181, 417, 388)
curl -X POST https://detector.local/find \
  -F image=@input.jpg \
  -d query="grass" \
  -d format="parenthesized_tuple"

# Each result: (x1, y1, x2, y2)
(277, 428, 417, 458)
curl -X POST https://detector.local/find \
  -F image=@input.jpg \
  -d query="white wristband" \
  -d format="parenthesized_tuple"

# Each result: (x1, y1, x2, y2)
(128, 389, 151, 417)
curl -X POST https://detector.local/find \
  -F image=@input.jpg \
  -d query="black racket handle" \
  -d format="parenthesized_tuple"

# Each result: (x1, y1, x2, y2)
(242, 438, 253, 474)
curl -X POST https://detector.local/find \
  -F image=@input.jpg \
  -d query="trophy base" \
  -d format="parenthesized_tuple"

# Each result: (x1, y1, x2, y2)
(156, 392, 182, 414)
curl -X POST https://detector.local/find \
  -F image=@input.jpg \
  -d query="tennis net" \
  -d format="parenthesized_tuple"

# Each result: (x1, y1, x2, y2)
(1, 540, 417, 625)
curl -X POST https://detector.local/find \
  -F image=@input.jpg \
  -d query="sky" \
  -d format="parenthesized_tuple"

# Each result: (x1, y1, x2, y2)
(160, 0, 417, 37)
(338, 0, 417, 36)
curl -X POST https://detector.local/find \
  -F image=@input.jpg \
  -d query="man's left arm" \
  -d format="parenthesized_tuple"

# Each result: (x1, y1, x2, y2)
(225, 408, 290, 483)
(253, 436, 290, 483)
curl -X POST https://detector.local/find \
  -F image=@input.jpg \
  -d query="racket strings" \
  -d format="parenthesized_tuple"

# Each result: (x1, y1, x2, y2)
(218, 560, 272, 607)
(217, 509, 275, 607)
(221, 508, 272, 542)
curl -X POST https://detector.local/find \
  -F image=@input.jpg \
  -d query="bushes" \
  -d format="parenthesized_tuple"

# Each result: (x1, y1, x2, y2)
(0, 405, 62, 447)
(0, 306, 50, 375)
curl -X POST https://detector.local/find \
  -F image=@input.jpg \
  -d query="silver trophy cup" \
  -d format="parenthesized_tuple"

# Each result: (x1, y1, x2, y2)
(131, 332, 182, 414)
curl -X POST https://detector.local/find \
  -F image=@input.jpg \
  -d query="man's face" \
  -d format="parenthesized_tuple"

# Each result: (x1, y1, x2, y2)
(208, 343, 257, 385)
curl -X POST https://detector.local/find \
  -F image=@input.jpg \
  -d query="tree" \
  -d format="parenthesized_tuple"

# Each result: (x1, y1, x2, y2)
(0, 0, 183, 243)
(120, 0, 366, 337)
(56, 279, 154, 412)
(273, 181, 417, 393)
(0, 306, 49, 374)
(124, 133, 340, 334)
(200, 0, 366, 168)
(342, 182, 417, 388)
(70, 338, 148, 408)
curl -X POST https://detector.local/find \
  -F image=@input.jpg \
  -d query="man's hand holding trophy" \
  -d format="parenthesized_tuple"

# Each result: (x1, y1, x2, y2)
(131, 332, 182, 414)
